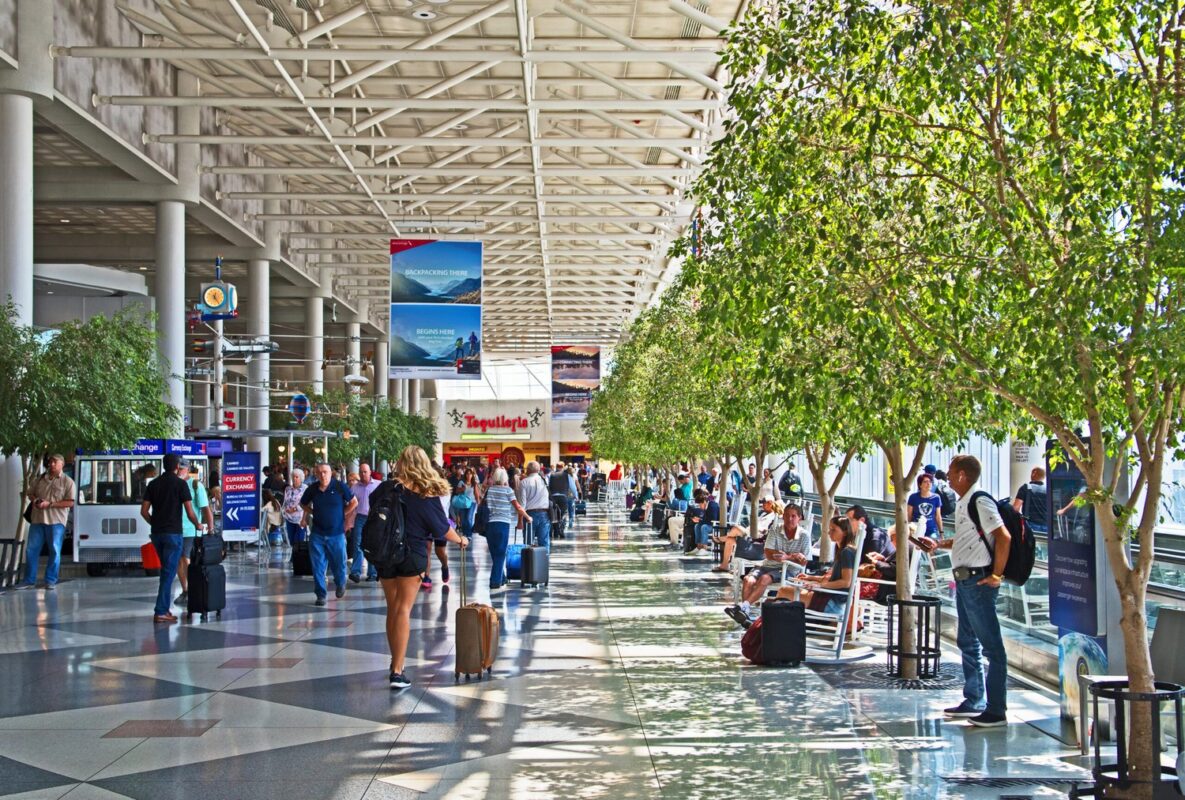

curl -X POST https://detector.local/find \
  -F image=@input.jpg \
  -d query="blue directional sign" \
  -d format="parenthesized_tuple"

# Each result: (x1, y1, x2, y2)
(222, 451, 261, 538)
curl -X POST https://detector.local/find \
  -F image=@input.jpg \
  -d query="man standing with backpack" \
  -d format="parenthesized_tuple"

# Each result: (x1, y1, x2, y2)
(921, 455, 1012, 727)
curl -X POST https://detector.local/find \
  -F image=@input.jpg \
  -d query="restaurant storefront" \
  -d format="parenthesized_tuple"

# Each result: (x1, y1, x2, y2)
(435, 401, 590, 469)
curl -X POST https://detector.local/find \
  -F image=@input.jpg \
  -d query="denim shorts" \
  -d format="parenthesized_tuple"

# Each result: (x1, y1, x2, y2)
(377, 549, 428, 580)
(180, 537, 195, 559)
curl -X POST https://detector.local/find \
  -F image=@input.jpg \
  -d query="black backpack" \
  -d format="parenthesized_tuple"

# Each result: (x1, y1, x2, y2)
(936, 481, 957, 516)
(361, 482, 408, 569)
(967, 490, 1035, 586)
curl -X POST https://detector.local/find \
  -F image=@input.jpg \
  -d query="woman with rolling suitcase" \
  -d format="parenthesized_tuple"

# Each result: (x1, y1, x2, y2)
(381, 445, 468, 690)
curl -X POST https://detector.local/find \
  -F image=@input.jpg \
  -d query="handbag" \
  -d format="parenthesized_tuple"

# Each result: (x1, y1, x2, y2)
(22, 502, 33, 524)
(451, 493, 474, 511)
(735, 537, 765, 561)
(473, 501, 489, 536)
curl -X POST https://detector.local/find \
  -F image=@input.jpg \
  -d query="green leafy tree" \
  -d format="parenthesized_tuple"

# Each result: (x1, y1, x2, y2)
(705, 0, 1184, 771)
(0, 307, 176, 582)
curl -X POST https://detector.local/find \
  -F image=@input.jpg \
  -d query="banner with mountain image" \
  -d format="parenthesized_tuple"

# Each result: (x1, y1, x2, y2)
(389, 240, 482, 380)
(551, 345, 600, 419)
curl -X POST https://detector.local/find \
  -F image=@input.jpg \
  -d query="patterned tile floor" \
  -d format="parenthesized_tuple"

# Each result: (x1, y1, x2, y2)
(0, 504, 1091, 799)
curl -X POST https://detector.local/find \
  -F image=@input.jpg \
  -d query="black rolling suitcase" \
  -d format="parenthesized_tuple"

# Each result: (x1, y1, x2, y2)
(651, 503, 667, 532)
(521, 520, 549, 588)
(187, 563, 226, 621)
(681, 515, 696, 553)
(291, 541, 313, 576)
(760, 599, 806, 666)
(629, 506, 645, 523)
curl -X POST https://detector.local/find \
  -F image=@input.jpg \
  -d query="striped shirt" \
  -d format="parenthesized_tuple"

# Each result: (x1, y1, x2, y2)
(486, 485, 517, 525)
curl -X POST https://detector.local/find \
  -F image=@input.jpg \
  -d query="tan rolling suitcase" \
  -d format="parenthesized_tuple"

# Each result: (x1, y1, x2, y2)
(455, 552, 499, 680)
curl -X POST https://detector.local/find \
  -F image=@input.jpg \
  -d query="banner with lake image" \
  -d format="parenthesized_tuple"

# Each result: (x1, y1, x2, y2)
(551, 345, 600, 419)
(390, 240, 482, 380)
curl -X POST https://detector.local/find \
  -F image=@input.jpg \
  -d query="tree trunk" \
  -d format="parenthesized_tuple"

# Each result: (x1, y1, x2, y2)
(805, 445, 834, 561)
(881, 440, 925, 680)
(1098, 501, 1159, 792)
(747, 441, 768, 539)
(2, 457, 36, 588)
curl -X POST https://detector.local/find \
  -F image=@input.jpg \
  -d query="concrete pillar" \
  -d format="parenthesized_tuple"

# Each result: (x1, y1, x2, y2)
(247, 257, 270, 456)
(407, 379, 420, 415)
(306, 295, 324, 395)
(0, 93, 34, 535)
(375, 339, 389, 403)
(550, 441, 561, 469)
(392, 379, 405, 411)
(155, 200, 186, 435)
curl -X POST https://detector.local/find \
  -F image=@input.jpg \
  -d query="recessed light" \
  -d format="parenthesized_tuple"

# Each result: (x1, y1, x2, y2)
(139, 266, 149, 271)
(47, 290, 54, 295)
(412, 8, 437, 19)
(59, 218, 70, 223)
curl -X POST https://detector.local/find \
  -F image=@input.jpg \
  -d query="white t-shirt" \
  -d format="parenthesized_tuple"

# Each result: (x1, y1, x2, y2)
(952, 483, 1005, 569)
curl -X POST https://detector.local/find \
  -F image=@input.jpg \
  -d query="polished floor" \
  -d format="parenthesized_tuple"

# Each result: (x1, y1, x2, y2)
(0, 504, 1091, 799)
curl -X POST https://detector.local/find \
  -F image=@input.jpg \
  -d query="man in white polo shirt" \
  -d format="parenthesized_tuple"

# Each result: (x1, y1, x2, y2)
(921, 454, 1011, 727)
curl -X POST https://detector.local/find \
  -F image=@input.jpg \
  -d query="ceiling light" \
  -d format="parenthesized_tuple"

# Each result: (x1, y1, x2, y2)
(139, 266, 149, 271)
(412, 8, 437, 19)
(46, 290, 54, 295)
(425, 0, 451, 4)
(58, 218, 70, 223)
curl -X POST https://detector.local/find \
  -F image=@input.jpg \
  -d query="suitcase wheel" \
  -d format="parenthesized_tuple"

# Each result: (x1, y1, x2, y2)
(454, 671, 460, 682)
(200, 613, 208, 622)
(216, 611, 222, 619)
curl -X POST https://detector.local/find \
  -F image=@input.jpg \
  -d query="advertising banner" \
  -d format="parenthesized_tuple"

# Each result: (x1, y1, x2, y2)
(390, 239, 482, 381)
(551, 345, 600, 419)
(1048, 459, 1098, 634)
(221, 451, 261, 542)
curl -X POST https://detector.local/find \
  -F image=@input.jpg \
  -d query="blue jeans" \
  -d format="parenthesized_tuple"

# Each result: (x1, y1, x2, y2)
(285, 521, 306, 545)
(568, 498, 576, 526)
(309, 531, 348, 599)
(149, 532, 183, 616)
(528, 510, 551, 553)
(694, 522, 713, 547)
(486, 521, 510, 588)
(955, 577, 1008, 716)
(24, 523, 65, 586)
(348, 514, 375, 578)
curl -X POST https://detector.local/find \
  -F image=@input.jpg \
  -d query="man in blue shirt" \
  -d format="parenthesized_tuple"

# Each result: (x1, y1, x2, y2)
(300, 462, 358, 606)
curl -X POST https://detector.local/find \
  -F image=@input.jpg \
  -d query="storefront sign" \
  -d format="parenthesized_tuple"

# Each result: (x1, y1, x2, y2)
(166, 439, 208, 456)
(447, 407, 544, 433)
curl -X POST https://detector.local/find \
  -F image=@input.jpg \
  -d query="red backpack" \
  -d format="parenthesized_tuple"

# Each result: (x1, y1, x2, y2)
(741, 617, 765, 664)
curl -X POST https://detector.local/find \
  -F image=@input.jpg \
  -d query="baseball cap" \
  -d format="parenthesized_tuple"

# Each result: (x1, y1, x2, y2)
(923, 464, 937, 475)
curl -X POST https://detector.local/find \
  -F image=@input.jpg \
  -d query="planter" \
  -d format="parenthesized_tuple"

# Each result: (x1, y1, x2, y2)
(1080, 679, 1184, 799)
(885, 593, 942, 679)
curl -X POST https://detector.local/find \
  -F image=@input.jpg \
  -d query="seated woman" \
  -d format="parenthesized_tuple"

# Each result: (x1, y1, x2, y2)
(685, 488, 721, 554)
(712, 496, 783, 573)
(637, 481, 656, 518)
(778, 516, 857, 615)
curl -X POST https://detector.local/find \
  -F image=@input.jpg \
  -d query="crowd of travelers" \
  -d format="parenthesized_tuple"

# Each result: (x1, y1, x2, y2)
(20, 441, 1037, 721)
(618, 455, 1034, 729)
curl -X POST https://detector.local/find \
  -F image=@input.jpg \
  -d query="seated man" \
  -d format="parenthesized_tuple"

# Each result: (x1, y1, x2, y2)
(712, 496, 782, 573)
(683, 488, 721, 555)
(847, 504, 896, 564)
(725, 504, 811, 627)
(670, 472, 693, 512)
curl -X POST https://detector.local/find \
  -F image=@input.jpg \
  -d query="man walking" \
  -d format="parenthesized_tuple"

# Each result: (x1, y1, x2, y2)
(519, 461, 552, 552)
(300, 462, 357, 606)
(141, 453, 202, 623)
(923, 455, 1011, 727)
(23, 454, 76, 591)
(348, 462, 380, 583)
(1012, 467, 1048, 535)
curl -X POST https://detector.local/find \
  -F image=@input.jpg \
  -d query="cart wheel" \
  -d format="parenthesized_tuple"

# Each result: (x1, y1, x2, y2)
(200, 613, 208, 622)
(215, 611, 222, 619)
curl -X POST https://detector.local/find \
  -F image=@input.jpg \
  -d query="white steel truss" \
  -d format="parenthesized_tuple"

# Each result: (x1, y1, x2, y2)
(52, 0, 743, 350)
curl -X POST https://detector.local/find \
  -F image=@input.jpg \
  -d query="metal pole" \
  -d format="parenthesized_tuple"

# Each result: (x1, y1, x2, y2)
(212, 319, 225, 430)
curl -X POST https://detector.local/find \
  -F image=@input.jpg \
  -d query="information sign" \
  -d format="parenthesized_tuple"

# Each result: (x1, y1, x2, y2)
(221, 451, 261, 542)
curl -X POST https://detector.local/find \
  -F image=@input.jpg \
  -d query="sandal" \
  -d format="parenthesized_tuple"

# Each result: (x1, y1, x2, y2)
(711, 565, 730, 573)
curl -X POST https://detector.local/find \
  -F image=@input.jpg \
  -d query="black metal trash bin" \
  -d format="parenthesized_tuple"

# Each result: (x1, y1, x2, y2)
(886, 593, 942, 679)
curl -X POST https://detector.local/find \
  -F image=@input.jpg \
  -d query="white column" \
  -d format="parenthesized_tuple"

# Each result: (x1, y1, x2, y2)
(550, 440, 561, 468)
(375, 339, 389, 403)
(407, 379, 420, 415)
(306, 295, 324, 395)
(392, 378, 405, 411)
(0, 93, 34, 536)
(247, 257, 270, 456)
(346, 321, 361, 379)
(155, 200, 186, 435)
